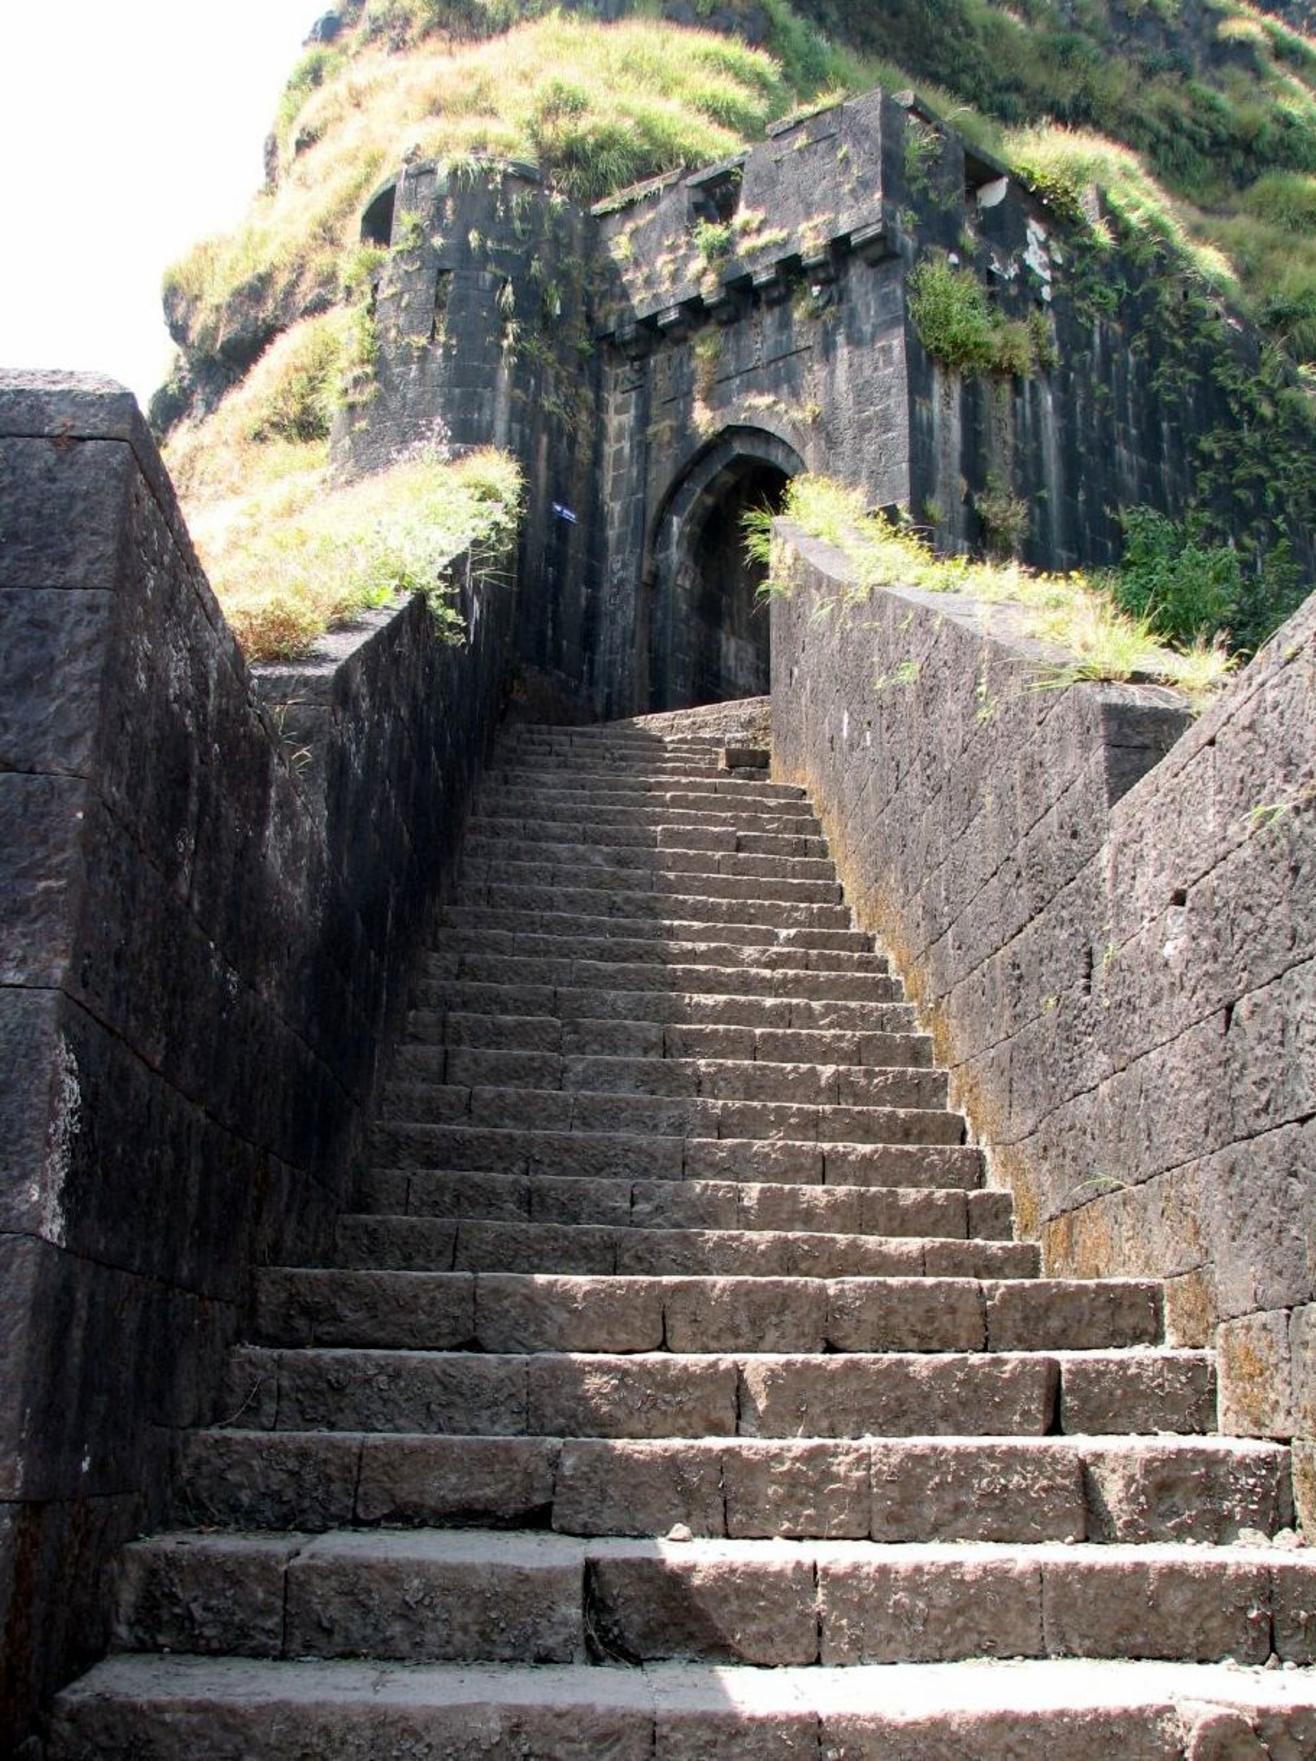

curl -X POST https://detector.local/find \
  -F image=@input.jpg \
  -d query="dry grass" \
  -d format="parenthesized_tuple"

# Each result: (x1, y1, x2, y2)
(164, 14, 810, 371)
(172, 406, 522, 662)
(747, 474, 1237, 701)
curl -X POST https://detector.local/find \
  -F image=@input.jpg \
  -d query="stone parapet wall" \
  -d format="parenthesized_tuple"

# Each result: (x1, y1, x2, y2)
(0, 371, 517, 1750)
(770, 524, 1316, 1519)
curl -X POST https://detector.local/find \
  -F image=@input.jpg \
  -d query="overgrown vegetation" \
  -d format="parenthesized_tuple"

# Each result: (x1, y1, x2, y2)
(162, 8, 864, 396)
(744, 473, 1238, 699)
(909, 259, 1053, 377)
(175, 388, 521, 662)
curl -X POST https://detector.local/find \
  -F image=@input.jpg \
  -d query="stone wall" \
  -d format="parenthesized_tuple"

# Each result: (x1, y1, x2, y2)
(337, 94, 1314, 721)
(0, 371, 517, 1751)
(332, 159, 601, 717)
(770, 524, 1316, 1520)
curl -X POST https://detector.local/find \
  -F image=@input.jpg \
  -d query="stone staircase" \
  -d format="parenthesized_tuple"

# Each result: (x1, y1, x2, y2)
(51, 714, 1316, 1757)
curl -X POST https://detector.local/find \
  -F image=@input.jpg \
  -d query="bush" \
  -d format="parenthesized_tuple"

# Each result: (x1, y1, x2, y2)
(1110, 506, 1303, 653)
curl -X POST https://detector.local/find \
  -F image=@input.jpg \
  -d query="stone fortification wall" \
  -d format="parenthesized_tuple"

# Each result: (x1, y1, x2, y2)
(770, 523, 1316, 1521)
(0, 371, 517, 1750)
(341, 93, 1314, 719)
(332, 159, 600, 716)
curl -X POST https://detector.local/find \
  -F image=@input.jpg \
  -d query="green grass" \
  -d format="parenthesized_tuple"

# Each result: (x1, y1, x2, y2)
(745, 473, 1239, 700)
(172, 405, 522, 662)
(908, 258, 1052, 377)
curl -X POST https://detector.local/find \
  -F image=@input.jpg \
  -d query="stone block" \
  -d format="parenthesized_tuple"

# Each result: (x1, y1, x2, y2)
(1272, 1556, 1316, 1663)
(276, 1349, 528, 1435)
(870, 1440, 1085, 1543)
(738, 1353, 1057, 1438)
(1080, 1438, 1292, 1543)
(723, 1441, 870, 1539)
(985, 1279, 1162, 1351)
(284, 1531, 583, 1662)
(826, 1278, 985, 1352)
(475, 1273, 663, 1353)
(113, 1535, 295, 1657)
(1041, 1551, 1270, 1662)
(255, 1269, 475, 1350)
(1218, 1312, 1296, 1438)
(356, 1435, 558, 1526)
(663, 1276, 826, 1353)
(0, 588, 111, 775)
(1059, 1352, 1215, 1435)
(175, 1430, 359, 1531)
(528, 1354, 738, 1438)
(0, 772, 88, 986)
(0, 434, 134, 588)
(586, 1542, 817, 1664)
(818, 1548, 1043, 1662)
(554, 1440, 725, 1536)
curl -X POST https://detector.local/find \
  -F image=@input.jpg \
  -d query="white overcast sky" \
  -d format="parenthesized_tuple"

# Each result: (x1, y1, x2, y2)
(2, 0, 321, 407)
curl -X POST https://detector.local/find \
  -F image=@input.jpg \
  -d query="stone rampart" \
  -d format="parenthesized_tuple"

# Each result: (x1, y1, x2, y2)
(770, 523, 1316, 1519)
(0, 371, 517, 1749)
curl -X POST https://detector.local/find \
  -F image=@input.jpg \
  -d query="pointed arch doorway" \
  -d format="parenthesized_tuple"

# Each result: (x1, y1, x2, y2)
(642, 426, 804, 713)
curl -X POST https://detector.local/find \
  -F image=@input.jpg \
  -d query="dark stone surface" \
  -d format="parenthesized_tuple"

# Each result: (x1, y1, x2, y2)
(770, 526, 1316, 1509)
(338, 93, 1313, 722)
(0, 373, 518, 1751)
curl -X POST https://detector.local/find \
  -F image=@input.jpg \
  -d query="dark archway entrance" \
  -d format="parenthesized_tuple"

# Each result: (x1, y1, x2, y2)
(644, 428, 802, 712)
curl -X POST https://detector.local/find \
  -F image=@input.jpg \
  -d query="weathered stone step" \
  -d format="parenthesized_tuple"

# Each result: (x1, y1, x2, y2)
(434, 906, 871, 953)
(425, 935, 890, 979)
(257, 1272, 1156, 1353)
(174, 1430, 1294, 1544)
(413, 961, 900, 1010)
(466, 815, 829, 857)
(366, 1121, 985, 1188)
(461, 862, 844, 907)
(463, 840, 840, 885)
(417, 1014, 929, 1069)
(430, 983, 917, 1033)
(385, 1055, 947, 1113)
(219, 1345, 1214, 1438)
(459, 882, 854, 932)
(359, 1168, 1009, 1239)
(328, 1221, 1038, 1280)
(475, 794, 822, 833)
(375, 1090, 965, 1153)
(51, 1653, 1316, 1760)
(111, 1531, 1312, 1668)
(481, 770, 806, 802)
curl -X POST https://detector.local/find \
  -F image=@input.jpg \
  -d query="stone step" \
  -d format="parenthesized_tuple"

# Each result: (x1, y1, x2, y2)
(111, 1531, 1312, 1668)
(425, 936, 891, 979)
(412, 960, 900, 1007)
(463, 840, 842, 883)
(328, 1220, 1039, 1279)
(174, 1429, 1294, 1544)
(474, 795, 822, 833)
(480, 770, 806, 802)
(492, 755, 730, 776)
(376, 1087, 966, 1149)
(460, 863, 845, 907)
(366, 1121, 986, 1188)
(218, 1345, 1215, 1438)
(429, 983, 918, 1032)
(51, 1653, 1316, 1759)
(416, 1015, 930, 1069)
(465, 816, 829, 857)
(358, 1169, 1011, 1238)
(458, 882, 854, 933)
(385, 1054, 948, 1112)
(256, 1272, 1156, 1353)
(433, 908, 873, 953)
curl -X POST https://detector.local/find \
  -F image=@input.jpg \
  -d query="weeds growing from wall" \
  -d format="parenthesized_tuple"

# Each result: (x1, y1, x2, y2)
(744, 472, 1237, 699)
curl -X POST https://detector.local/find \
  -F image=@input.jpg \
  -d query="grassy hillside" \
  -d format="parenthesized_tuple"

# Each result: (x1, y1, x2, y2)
(157, 0, 1316, 663)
